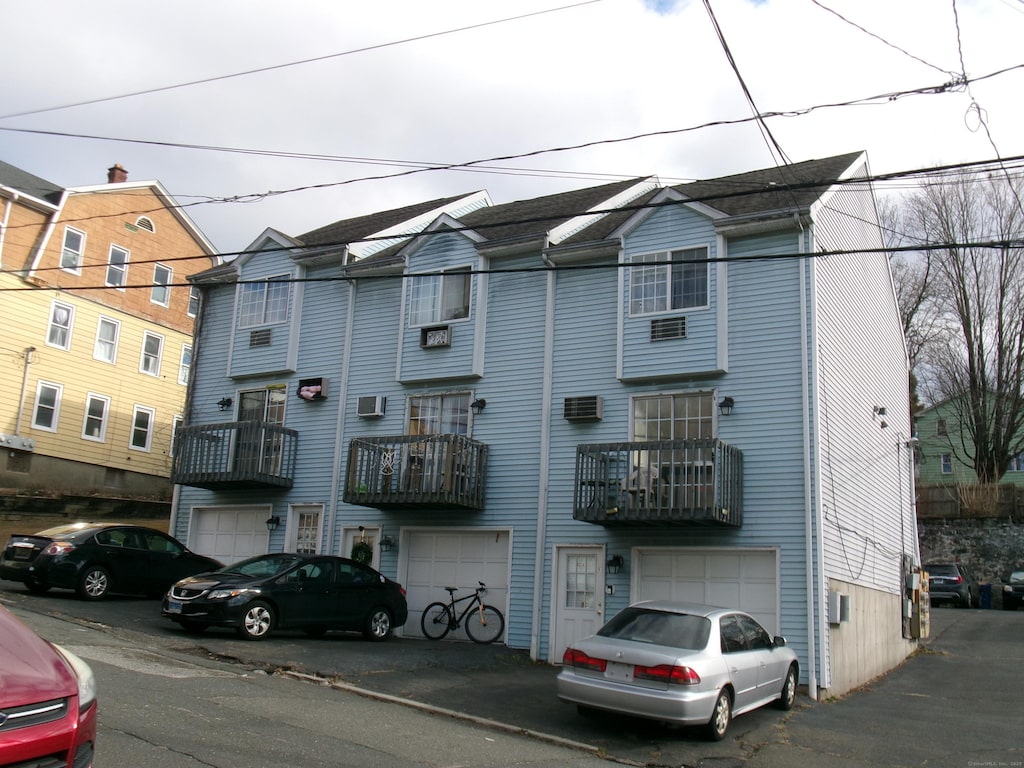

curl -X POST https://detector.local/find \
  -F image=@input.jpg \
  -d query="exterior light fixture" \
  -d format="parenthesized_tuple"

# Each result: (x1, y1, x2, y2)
(217, 397, 234, 411)
(265, 515, 281, 532)
(471, 398, 487, 415)
(718, 396, 735, 416)
(606, 555, 624, 574)
(380, 535, 396, 552)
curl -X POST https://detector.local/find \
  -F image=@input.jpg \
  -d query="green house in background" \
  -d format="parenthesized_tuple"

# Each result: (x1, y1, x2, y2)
(915, 398, 1024, 488)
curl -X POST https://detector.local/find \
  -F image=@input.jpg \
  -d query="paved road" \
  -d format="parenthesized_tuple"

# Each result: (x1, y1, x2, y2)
(3, 583, 1023, 767)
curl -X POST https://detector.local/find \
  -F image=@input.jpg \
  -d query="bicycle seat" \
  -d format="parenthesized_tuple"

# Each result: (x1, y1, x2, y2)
(444, 586, 457, 593)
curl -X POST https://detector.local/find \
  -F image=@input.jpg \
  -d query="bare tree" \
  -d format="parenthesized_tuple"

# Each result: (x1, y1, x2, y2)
(903, 171, 1024, 483)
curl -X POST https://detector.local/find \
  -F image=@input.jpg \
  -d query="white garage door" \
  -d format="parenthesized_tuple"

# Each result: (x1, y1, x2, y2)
(190, 506, 271, 565)
(403, 529, 510, 640)
(635, 548, 779, 635)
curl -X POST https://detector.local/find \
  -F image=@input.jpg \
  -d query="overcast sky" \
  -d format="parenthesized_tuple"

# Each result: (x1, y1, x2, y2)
(2, 0, 1021, 253)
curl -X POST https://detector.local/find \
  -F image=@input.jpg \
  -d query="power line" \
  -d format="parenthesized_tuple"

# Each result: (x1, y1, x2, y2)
(0, 1, 607, 121)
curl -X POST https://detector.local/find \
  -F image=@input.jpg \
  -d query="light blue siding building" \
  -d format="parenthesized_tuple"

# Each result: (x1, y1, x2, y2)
(171, 152, 920, 698)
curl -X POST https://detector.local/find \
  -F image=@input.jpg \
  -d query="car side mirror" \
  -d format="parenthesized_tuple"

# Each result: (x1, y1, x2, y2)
(773, 636, 787, 647)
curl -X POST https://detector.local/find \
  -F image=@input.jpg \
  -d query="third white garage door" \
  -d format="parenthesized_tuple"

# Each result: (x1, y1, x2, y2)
(634, 548, 779, 635)
(402, 529, 510, 640)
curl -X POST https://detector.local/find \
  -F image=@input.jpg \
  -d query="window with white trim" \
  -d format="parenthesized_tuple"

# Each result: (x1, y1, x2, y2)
(628, 247, 708, 316)
(94, 317, 120, 363)
(408, 393, 470, 436)
(151, 263, 172, 306)
(941, 454, 953, 474)
(32, 381, 62, 431)
(632, 392, 714, 441)
(61, 227, 85, 272)
(237, 276, 290, 328)
(187, 285, 201, 318)
(82, 394, 110, 441)
(130, 405, 155, 451)
(105, 245, 129, 288)
(178, 344, 192, 385)
(409, 268, 471, 327)
(170, 415, 183, 456)
(140, 331, 164, 376)
(46, 301, 74, 350)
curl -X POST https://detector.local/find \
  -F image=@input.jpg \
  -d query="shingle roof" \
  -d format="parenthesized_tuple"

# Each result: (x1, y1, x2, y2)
(0, 159, 63, 204)
(297, 193, 482, 247)
(671, 151, 864, 217)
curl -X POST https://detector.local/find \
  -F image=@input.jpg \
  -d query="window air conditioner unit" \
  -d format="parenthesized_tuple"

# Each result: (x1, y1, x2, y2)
(357, 395, 386, 418)
(564, 396, 603, 422)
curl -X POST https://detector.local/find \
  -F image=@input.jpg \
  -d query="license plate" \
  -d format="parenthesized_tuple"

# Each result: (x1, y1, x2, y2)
(166, 600, 182, 614)
(605, 661, 634, 682)
(13, 549, 31, 561)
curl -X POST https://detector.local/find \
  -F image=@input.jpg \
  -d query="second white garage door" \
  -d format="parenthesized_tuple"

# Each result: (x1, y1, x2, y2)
(634, 548, 779, 635)
(402, 529, 510, 640)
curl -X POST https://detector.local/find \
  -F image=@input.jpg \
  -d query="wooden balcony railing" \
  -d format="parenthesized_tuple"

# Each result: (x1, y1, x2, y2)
(172, 421, 298, 490)
(344, 434, 488, 510)
(573, 439, 742, 526)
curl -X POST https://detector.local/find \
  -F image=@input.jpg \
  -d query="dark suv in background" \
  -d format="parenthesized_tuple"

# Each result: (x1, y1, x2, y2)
(925, 562, 978, 608)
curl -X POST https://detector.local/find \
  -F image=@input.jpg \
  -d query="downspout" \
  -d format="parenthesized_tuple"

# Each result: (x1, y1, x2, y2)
(326, 275, 357, 556)
(799, 218, 820, 701)
(15, 347, 35, 435)
(531, 243, 556, 661)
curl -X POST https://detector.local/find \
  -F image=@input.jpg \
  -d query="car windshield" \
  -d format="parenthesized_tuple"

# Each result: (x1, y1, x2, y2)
(217, 554, 303, 578)
(597, 607, 711, 650)
(1009, 571, 1024, 584)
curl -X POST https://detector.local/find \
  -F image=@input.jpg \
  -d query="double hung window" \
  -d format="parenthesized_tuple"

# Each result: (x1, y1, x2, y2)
(33, 382, 62, 431)
(409, 268, 470, 326)
(47, 301, 74, 349)
(94, 317, 119, 363)
(106, 245, 129, 288)
(83, 394, 110, 441)
(140, 331, 164, 376)
(61, 228, 85, 272)
(629, 247, 708, 316)
(151, 264, 172, 306)
(188, 286, 201, 318)
(130, 405, 155, 451)
(178, 344, 192, 385)
(238, 276, 290, 328)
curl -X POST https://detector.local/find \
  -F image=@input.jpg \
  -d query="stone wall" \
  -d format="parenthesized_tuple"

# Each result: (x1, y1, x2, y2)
(918, 517, 1024, 586)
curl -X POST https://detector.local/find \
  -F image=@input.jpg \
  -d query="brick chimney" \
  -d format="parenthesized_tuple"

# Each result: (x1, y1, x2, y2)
(107, 163, 128, 183)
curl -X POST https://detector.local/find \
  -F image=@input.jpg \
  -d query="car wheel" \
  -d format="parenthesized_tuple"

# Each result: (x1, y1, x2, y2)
(76, 566, 110, 600)
(179, 620, 208, 634)
(703, 689, 732, 741)
(239, 600, 275, 640)
(961, 592, 972, 609)
(364, 607, 393, 642)
(775, 664, 798, 710)
(25, 578, 50, 594)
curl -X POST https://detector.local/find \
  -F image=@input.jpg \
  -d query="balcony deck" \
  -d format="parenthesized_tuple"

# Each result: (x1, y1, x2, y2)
(172, 421, 298, 490)
(344, 434, 488, 510)
(573, 439, 742, 526)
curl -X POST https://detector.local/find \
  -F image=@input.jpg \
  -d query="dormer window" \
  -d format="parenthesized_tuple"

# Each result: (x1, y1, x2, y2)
(409, 267, 471, 326)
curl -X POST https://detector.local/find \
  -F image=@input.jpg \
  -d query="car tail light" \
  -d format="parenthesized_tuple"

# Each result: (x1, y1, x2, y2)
(562, 648, 607, 672)
(43, 541, 75, 556)
(633, 664, 701, 686)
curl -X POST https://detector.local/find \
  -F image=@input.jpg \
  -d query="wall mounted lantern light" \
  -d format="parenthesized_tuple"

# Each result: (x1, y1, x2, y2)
(471, 398, 487, 415)
(380, 535, 396, 552)
(718, 396, 735, 416)
(217, 397, 234, 411)
(606, 554, 624, 575)
(265, 515, 281, 532)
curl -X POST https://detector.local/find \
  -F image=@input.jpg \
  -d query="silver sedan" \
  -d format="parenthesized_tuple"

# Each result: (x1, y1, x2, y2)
(556, 601, 799, 740)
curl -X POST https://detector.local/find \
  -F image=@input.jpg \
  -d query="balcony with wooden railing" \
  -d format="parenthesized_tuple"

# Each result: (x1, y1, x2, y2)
(172, 421, 298, 490)
(573, 439, 742, 526)
(344, 434, 488, 510)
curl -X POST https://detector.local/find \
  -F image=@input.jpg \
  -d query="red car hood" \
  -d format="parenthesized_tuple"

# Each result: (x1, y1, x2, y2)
(0, 608, 76, 705)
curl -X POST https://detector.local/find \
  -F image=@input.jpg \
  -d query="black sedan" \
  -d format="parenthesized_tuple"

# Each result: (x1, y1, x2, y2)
(1002, 569, 1024, 610)
(161, 553, 409, 641)
(0, 522, 222, 600)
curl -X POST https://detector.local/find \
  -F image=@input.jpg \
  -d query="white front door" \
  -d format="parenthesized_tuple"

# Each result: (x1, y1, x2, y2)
(342, 526, 380, 569)
(552, 546, 605, 663)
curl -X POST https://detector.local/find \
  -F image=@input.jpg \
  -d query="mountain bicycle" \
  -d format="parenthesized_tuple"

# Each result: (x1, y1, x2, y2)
(420, 582, 505, 644)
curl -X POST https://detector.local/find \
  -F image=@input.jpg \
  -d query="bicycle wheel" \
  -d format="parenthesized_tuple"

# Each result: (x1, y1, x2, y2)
(465, 604, 505, 644)
(420, 602, 453, 640)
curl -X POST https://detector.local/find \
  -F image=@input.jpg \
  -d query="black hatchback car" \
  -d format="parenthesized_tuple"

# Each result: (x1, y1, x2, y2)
(1002, 568, 1024, 610)
(925, 562, 978, 608)
(161, 553, 409, 641)
(0, 522, 222, 600)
